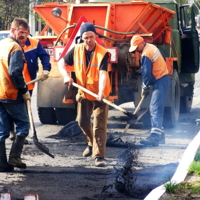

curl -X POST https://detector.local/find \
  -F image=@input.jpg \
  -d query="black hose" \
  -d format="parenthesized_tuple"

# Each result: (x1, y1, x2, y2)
(54, 24, 133, 45)
(54, 24, 76, 46)
(94, 25, 136, 35)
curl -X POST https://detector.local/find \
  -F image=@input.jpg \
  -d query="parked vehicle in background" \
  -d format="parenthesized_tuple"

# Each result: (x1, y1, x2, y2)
(0, 30, 10, 40)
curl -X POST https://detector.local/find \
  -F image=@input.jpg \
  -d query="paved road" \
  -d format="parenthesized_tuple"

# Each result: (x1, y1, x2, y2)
(1, 71, 200, 200)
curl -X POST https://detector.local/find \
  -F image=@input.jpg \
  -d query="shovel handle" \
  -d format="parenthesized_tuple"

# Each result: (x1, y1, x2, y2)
(26, 99, 37, 138)
(72, 82, 131, 115)
(118, 94, 148, 138)
(134, 95, 146, 114)
(26, 77, 41, 86)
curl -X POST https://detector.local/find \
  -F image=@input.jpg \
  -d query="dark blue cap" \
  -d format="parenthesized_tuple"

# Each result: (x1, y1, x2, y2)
(80, 22, 96, 38)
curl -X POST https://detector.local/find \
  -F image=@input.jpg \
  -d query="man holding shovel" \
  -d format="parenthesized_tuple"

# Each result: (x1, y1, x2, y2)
(9, 24, 51, 142)
(0, 18, 30, 171)
(58, 22, 111, 167)
(129, 35, 169, 146)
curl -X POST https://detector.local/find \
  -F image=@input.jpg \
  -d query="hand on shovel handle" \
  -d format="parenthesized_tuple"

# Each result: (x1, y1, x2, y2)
(26, 77, 42, 86)
(72, 82, 136, 119)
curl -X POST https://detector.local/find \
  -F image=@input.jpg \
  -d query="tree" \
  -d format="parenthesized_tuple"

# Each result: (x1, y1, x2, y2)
(0, 0, 51, 30)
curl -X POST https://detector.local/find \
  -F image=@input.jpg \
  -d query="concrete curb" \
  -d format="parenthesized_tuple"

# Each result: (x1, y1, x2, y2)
(144, 130, 200, 200)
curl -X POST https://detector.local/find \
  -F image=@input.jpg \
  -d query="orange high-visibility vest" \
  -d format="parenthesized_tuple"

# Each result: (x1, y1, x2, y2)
(73, 43, 111, 101)
(142, 43, 168, 80)
(22, 37, 39, 90)
(0, 38, 25, 100)
(23, 62, 34, 90)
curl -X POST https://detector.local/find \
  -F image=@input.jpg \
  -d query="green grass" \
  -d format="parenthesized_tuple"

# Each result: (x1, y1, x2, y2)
(188, 161, 200, 175)
(163, 147, 200, 199)
(194, 150, 200, 161)
(190, 183, 200, 193)
(164, 181, 186, 193)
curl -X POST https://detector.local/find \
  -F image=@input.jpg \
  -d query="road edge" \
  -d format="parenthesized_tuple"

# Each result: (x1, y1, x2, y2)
(144, 130, 200, 200)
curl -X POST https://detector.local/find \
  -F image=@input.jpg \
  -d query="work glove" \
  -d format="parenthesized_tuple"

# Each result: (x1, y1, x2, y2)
(141, 88, 149, 98)
(22, 91, 31, 102)
(41, 70, 50, 81)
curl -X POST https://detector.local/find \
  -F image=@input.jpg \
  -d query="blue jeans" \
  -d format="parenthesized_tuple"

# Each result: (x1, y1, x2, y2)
(0, 102, 30, 142)
(150, 75, 169, 135)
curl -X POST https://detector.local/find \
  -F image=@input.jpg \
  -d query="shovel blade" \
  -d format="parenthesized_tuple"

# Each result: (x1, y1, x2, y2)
(127, 108, 148, 124)
(33, 136, 55, 158)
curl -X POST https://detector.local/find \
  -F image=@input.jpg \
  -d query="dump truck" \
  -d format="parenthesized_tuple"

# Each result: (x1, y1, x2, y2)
(33, 0, 199, 127)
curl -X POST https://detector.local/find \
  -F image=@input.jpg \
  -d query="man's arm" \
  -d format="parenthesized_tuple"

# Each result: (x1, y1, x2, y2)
(58, 58, 74, 85)
(37, 42, 51, 71)
(9, 49, 28, 94)
(98, 70, 107, 101)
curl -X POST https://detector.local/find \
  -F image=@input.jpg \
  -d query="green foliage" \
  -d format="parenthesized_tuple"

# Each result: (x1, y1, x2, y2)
(188, 161, 200, 175)
(164, 182, 181, 193)
(190, 182, 200, 193)
(0, 0, 54, 30)
(194, 151, 200, 161)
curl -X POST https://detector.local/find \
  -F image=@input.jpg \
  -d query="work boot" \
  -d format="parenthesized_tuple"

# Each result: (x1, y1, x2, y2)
(159, 133, 165, 144)
(140, 133, 160, 146)
(159, 127, 165, 144)
(9, 136, 27, 169)
(95, 157, 104, 167)
(82, 145, 92, 157)
(0, 142, 14, 172)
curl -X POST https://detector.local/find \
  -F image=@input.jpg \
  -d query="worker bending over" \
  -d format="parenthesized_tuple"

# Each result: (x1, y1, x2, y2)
(129, 35, 169, 146)
(58, 22, 111, 167)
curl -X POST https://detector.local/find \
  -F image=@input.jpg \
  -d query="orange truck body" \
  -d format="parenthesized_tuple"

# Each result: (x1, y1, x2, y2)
(33, 0, 199, 127)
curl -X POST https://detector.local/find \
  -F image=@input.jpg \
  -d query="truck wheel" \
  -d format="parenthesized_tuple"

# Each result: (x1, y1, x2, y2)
(164, 70, 180, 128)
(180, 96, 193, 113)
(38, 107, 57, 124)
(55, 108, 77, 125)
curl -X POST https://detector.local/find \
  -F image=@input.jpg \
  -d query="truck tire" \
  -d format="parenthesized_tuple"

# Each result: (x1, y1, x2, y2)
(38, 107, 57, 124)
(180, 96, 193, 113)
(164, 70, 180, 128)
(55, 108, 77, 125)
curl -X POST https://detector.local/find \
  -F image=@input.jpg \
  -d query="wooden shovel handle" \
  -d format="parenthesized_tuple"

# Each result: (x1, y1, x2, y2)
(26, 77, 41, 85)
(26, 99, 36, 138)
(72, 82, 130, 115)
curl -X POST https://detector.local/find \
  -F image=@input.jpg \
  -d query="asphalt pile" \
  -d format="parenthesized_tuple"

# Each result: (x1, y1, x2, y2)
(55, 121, 128, 147)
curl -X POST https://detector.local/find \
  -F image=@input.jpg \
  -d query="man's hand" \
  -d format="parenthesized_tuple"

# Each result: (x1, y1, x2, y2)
(64, 76, 74, 86)
(41, 70, 50, 81)
(97, 91, 104, 101)
(23, 91, 31, 102)
(141, 88, 149, 98)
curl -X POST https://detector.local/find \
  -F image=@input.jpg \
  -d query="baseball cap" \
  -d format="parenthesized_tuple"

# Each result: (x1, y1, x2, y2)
(129, 35, 144, 52)
(80, 22, 96, 38)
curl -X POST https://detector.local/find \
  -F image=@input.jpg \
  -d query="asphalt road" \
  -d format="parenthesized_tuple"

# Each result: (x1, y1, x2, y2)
(1, 71, 200, 200)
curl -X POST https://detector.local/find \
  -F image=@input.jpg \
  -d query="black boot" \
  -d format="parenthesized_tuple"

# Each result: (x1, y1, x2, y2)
(0, 142, 14, 172)
(140, 133, 160, 146)
(9, 136, 27, 169)
(159, 133, 165, 144)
